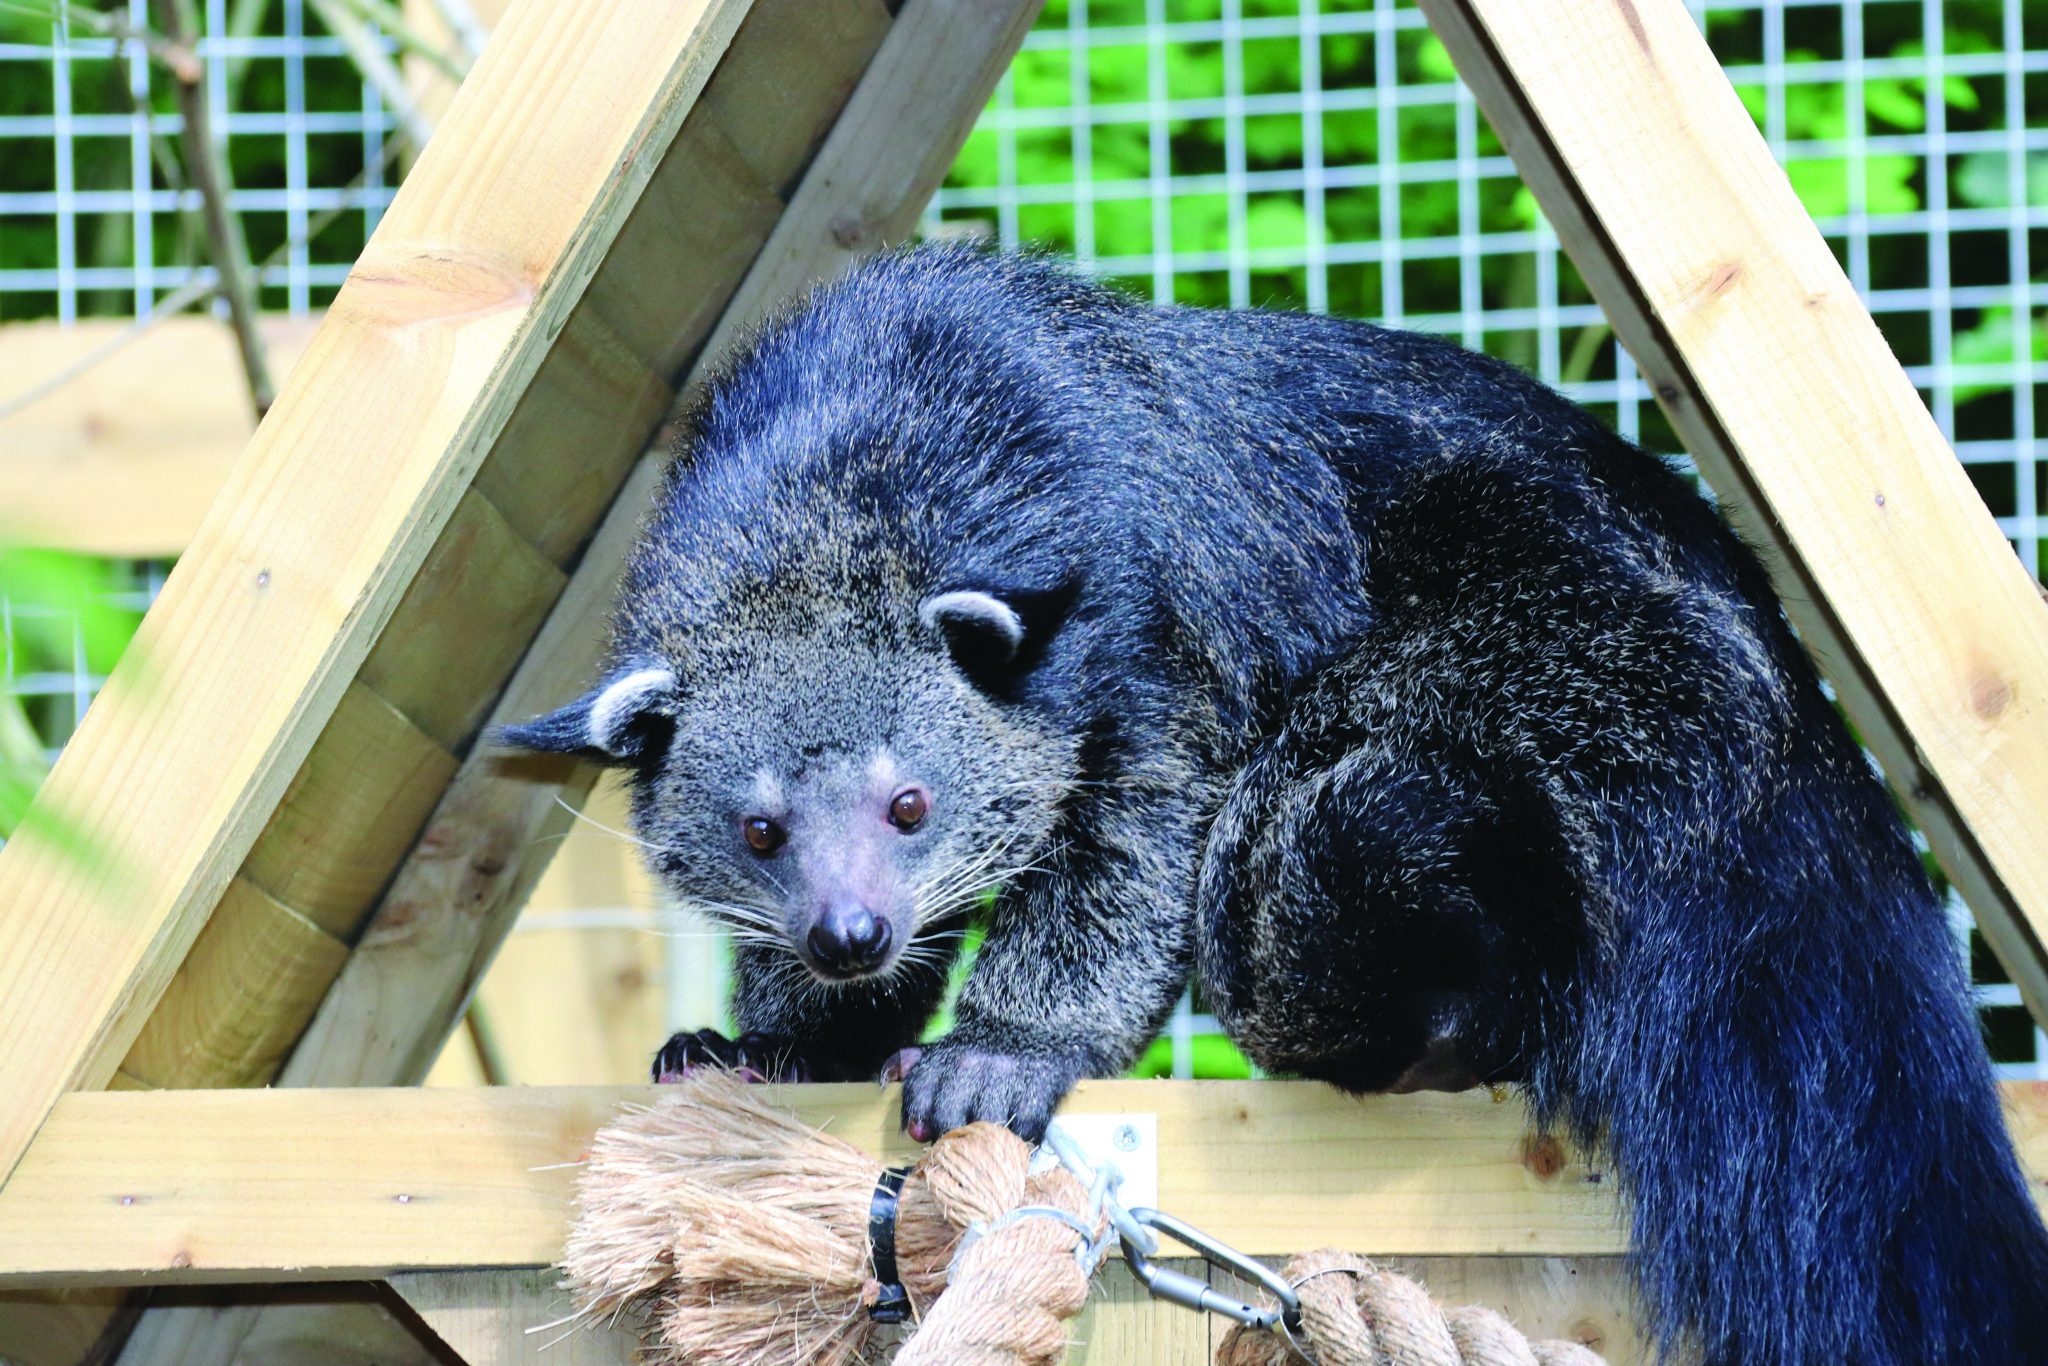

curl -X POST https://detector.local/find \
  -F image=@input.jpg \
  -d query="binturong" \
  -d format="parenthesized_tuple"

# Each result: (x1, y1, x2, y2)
(501, 244, 2048, 1363)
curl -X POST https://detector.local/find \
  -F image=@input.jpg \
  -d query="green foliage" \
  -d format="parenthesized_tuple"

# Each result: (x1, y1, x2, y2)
(1949, 308, 2048, 404)
(1132, 1032, 1255, 1080)
(939, 1, 2039, 336)
(0, 550, 145, 840)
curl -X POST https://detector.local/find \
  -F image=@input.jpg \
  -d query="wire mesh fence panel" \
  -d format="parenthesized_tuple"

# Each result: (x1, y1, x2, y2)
(0, 0, 399, 322)
(2, 0, 2044, 1076)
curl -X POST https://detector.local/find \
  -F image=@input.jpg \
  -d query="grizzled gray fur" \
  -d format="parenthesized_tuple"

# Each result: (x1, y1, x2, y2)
(503, 244, 2048, 1364)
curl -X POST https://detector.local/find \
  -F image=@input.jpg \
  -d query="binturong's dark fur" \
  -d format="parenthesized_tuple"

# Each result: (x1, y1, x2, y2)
(502, 244, 2048, 1363)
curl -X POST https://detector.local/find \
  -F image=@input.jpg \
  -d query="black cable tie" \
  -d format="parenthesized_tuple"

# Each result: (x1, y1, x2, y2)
(867, 1164, 914, 1324)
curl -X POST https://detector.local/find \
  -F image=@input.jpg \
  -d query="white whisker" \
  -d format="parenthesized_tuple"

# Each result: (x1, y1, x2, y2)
(551, 795, 679, 854)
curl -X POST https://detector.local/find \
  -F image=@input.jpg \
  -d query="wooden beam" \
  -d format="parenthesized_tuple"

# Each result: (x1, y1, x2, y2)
(0, 1082, 1602, 1284)
(1417, 0, 2048, 1022)
(0, 316, 319, 557)
(390, 1269, 638, 1366)
(385, 1258, 1639, 1365)
(279, 0, 1043, 1095)
(0, 0, 758, 1186)
(0, 1082, 2039, 1288)
(389, 1263, 1227, 1366)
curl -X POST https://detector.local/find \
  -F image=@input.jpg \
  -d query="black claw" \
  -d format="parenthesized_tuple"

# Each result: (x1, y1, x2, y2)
(652, 1028, 817, 1084)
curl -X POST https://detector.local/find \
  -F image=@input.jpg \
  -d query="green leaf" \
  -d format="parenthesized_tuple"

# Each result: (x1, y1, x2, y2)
(1950, 307, 2048, 404)
(1091, 121, 1153, 182)
(1129, 1033, 1255, 1080)
(0, 548, 145, 676)
(1508, 185, 1542, 230)
(1094, 198, 1154, 257)
(946, 127, 1000, 190)
(1013, 128, 1077, 186)
(1245, 195, 1309, 251)
(1088, 44, 1148, 104)
(1240, 36, 1300, 97)
(1861, 79, 1925, 131)
(1165, 41, 1224, 101)
(1954, 150, 2048, 210)
(1863, 153, 1922, 216)
(1243, 113, 1305, 168)
(1009, 47, 1072, 109)
(1416, 32, 1458, 83)
(1784, 153, 1919, 220)
(1320, 107, 1378, 163)
(1171, 193, 1230, 253)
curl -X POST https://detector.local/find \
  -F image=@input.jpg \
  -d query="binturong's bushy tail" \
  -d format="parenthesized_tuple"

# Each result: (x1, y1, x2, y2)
(1541, 739, 2048, 1364)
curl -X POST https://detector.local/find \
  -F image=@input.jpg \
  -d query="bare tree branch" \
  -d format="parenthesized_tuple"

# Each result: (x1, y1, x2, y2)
(151, 0, 276, 420)
(0, 132, 409, 425)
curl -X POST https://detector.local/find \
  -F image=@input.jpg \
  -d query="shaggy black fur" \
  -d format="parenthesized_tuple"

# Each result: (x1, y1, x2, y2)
(504, 245, 2048, 1363)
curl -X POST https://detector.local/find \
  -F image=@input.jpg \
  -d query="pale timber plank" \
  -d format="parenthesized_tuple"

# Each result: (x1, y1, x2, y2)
(114, 1287, 440, 1366)
(0, 317, 319, 557)
(1070, 1261, 1214, 1365)
(238, 684, 460, 940)
(0, 1287, 135, 1366)
(275, 459, 651, 1089)
(1418, 0, 2048, 1020)
(0, 0, 756, 1185)
(695, 0, 1049, 357)
(1378, 1258, 1644, 1364)
(0, 1082, 1625, 1285)
(2, 1081, 2042, 1288)
(391, 1269, 639, 1366)
(282, 0, 1041, 1095)
(119, 879, 349, 1090)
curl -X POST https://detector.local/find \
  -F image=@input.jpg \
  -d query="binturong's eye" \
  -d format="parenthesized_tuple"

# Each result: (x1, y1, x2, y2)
(742, 816, 786, 855)
(889, 788, 929, 832)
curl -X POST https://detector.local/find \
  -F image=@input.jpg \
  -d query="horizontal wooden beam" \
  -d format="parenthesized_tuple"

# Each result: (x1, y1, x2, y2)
(1418, 0, 2048, 1023)
(0, 317, 319, 557)
(1, 1081, 2042, 1288)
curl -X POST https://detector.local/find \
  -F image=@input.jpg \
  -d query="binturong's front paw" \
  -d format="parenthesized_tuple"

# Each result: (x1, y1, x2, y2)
(896, 1036, 1089, 1143)
(651, 1028, 817, 1084)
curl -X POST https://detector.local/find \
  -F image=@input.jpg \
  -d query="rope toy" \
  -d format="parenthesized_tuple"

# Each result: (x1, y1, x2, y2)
(1214, 1250, 1606, 1366)
(560, 1073, 1104, 1366)
(560, 1075, 1606, 1366)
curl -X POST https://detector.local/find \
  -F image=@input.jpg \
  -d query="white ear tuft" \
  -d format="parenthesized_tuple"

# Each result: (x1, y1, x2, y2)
(921, 590, 1025, 663)
(588, 667, 679, 757)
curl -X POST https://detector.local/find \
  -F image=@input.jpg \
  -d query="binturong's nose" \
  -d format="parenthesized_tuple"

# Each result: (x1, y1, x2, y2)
(805, 899, 893, 977)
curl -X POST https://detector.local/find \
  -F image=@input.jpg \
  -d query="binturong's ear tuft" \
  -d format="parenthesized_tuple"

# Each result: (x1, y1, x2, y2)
(921, 583, 1076, 692)
(494, 665, 679, 766)
(921, 590, 1025, 671)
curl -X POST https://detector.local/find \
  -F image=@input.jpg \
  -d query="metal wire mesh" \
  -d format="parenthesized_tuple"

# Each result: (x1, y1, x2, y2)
(0, 0, 396, 321)
(2, 0, 2044, 1077)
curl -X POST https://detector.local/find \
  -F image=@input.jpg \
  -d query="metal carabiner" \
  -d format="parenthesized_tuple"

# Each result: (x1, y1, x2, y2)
(1119, 1207, 1313, 1360)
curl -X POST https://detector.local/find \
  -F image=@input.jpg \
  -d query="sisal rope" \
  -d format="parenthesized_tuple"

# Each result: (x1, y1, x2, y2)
(1214, 1249, 1607, 1366)
(561, 1076, 1605, 1366)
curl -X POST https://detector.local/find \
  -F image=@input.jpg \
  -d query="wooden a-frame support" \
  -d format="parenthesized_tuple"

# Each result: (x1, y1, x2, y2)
(3, 0, 2048, 1362)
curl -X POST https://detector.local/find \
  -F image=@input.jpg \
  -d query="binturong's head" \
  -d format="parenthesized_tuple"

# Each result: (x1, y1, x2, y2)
(499, 247, 1111, 992)
(498, 585, 1077, 988)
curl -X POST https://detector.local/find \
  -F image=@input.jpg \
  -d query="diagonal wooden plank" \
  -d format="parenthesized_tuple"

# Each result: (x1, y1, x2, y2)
(0, 0, 757, 1185)
(280, 0, 1046, 1095)
(1417, 0, 2048, 1022)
